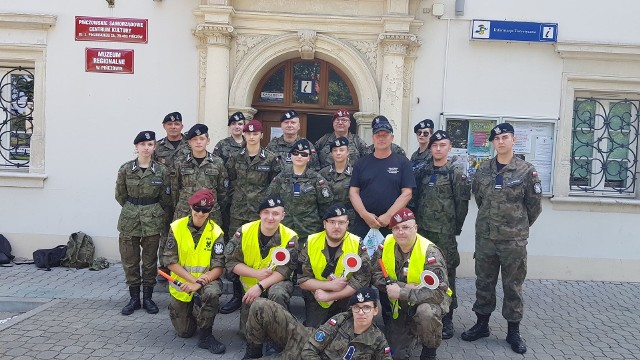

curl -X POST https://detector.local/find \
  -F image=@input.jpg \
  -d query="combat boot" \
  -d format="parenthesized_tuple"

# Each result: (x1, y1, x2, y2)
(242, 343, 263, 359)
(420, 346, 437, 360)
(121, 286, 141, 315)
(219, 276, 243, 314)
(142, 286, 159, 314)
(460, 312, 491, 341)
(442, 309, 454, 339)
(506, 321, 527, 354)
(198, 327, 226, 354)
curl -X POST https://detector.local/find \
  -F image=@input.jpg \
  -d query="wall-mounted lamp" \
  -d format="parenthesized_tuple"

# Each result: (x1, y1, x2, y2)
(455, 0, 465, 16)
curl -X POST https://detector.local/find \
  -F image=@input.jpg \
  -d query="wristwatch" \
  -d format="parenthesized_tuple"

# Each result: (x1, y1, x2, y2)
(257, 282, 265, 293)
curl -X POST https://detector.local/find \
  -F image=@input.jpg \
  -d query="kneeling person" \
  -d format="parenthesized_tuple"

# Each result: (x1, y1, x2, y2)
(298, 203, 371, 328)
(163, 189, 226, 354)
(244, 288, 392, 359)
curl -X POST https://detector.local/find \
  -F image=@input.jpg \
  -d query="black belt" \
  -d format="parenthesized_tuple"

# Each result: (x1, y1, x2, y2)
(127, 196, 159, 205)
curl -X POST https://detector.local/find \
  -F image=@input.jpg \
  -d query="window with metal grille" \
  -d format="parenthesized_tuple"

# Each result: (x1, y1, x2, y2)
(0, 66, 34, 170)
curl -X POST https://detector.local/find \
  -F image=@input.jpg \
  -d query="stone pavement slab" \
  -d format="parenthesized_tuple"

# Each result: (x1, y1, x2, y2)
(0, 264, 638, 359)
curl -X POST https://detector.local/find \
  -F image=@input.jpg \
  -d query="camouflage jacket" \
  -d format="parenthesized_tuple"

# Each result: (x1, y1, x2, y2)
(212, 136, 245, 164)
(172, 152, 229, 223)
(301, 312, 392, 360)
(315, 132, 368, 169)
(162, 217, 225, 275)
(225, 222, 298, 280)
(266, 167, 334, 240)
(297, 232, 371, 291)
(473, 156, 542, 241)
(115, 159, 172, 237)
(410, 148, 432, 165)
(226, 147, 281, 223)
(154, 136, 191, 173)
(371, 237, 449, 309)
(415, 160, 470, 235)
(364, 143, 407, 157)
(318, 164, 355, 223)
(267, 135, 320, 169)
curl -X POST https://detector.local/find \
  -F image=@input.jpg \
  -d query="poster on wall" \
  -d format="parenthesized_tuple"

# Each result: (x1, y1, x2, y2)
(446, 118, 497, 178)
(507, 119, 556, 193)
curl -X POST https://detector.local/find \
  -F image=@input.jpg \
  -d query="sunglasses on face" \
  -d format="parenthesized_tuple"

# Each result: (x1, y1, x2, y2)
(291, 150, 310, 157)
(192, 206, 213, 213)
(416, 130, 432, 137)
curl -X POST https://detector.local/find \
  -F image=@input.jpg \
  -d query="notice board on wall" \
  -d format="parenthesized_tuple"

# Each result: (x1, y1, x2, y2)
(443, 115, 557, 195)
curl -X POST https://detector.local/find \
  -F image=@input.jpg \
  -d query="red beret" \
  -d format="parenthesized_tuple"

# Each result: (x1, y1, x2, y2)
(388, 208, 415, 228)
(243, 119, 263, 132)
(188, 189, 215, 207)
(333, 109, 350, 120)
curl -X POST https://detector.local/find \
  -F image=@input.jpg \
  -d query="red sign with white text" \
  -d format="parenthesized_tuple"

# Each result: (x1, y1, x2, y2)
(76, 16, 148, 43)
(85, 48, 134, 74)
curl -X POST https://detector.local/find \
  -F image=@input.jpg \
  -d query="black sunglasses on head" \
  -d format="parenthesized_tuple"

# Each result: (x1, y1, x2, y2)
(192, 205, 213, 213)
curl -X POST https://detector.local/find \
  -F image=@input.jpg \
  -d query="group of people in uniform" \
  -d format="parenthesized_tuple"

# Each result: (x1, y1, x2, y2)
(114, 108, 543, 359)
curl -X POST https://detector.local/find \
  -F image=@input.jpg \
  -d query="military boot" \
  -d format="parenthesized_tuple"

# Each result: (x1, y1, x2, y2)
(198, 327, 226, 354)
(506, 321, 527, 354)
(142, 286, 159, 314)
(242, 343, 263, 359)
(219, 276, 243, 314)
(121, 286, 141, 316)
(442, 309, 454, 339)
(420, 346, 437, 360)
(461, 312, 491, 341)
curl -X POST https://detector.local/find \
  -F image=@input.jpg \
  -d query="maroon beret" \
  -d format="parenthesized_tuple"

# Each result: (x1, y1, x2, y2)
(388, 207, 415, 229)
(243, 119, 263, 132)
(188, 189, 215, 207)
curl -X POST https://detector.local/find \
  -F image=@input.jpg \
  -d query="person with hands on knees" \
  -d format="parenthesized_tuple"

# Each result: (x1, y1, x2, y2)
(163, 189, 226, 354)
(371, 208, 452, 360)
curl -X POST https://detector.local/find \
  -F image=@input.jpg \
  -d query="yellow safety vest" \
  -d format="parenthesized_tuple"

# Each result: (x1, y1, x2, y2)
(169, 216, 223, 302)
(239, 220, 298, 291)
(308, 231, 361, 308)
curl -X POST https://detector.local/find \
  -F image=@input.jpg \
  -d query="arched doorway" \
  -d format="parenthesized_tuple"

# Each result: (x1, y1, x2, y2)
(251, 58, 359, 146)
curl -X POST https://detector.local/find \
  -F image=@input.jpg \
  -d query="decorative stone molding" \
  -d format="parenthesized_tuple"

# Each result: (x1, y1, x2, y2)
(193, 24, 234, 47)
(348, 40, 378, 72)
(354, 112, 378, 140)
(403, 39, 421, 97)
(236, 34, 272, 66)
(382, 62, 404, 109)
(298, 30, 317, 60)
(228, 106, 257, 120)
(378, 33, 419, 55)
(198, 48, 207, 87)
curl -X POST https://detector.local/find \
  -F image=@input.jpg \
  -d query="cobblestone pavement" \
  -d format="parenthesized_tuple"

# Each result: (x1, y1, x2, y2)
(0, 264, 638, 359)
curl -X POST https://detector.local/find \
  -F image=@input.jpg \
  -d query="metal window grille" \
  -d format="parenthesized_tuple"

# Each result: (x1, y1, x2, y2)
(0, 66, 34, 169)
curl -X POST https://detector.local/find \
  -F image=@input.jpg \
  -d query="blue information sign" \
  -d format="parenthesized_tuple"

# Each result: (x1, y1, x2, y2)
(471, 20, 558, 43)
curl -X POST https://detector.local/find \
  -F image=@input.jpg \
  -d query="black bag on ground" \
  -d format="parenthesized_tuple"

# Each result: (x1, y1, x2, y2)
(0, 234, 14, 265)
(33, 245, 68, 271)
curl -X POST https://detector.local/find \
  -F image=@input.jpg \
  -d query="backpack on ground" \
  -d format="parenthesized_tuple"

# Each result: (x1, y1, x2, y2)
(61, 231, 95, 269)
(0, 234, 15, 265)
(33, 245, 68, 271)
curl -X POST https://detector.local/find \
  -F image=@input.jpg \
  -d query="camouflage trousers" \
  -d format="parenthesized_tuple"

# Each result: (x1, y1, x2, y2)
(424, 230, 460, 310)
(302, 290, 349, 328)
(246, 298, 313, 360)
(118, 234, 159, 287)
(167, 280, 222, 338)
(473, 236, 527, 322)
(386, 301, 449, 359)
(240, 280, 293, 336)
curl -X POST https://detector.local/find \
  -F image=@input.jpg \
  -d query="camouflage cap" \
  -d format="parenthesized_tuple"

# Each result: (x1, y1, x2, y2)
(388, 207, 415, 229)
(348, 287, 378, 306)
(133, 131, 155, 144)
(89, 257, 110, 271)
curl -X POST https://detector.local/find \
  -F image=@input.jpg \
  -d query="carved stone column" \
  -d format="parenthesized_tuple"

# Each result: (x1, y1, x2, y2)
(354, 111, 378, 142)
(193, 24, 233, 144)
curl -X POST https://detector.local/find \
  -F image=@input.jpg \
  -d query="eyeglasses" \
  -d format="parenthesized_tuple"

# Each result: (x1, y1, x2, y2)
(291, 150, 310, 157)
(325, 220, 348, 227)
(334, 118, 350, 123)
(351, 305, 374, 314)
(416, 130, 432, 137)
(192, 206, 213, 213)
(391, 224, 416, 233)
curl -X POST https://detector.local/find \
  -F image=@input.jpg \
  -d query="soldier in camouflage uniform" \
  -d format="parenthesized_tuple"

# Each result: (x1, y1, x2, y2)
(266, 139, 334, 243)
(212, 111, 246, 163)
(243, 288, 392, 360)
(162, 189, 226, 354)
(314, 109, 368, 169)
(461, 123, 542, 355)
(298, 204, 371, 328)
(154, 111, 191, 281)
(414, 130, 470, 339)
(371, 208, 452, 360)
(319, 137, 356, 229)
(267, 109, 319, 169)
(172, 124, 228, 225)
(115, 131, 172, 316)
(410, 119, 434, 167)
(225, 196, 298, 339)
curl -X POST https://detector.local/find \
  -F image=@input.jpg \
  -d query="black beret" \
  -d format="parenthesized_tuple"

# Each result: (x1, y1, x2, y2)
(185, 124, 208, 140)
(488, 122, 515, 141)
(289, 139, 312, 153)
(133, 131, 155, 144)
(228, 112, 246, 126)
(322, 203, 348, 221)
(280, 109, 299, 122)
(163, 112, 182, 123)
(427, 130, 450, 149)
(372, 115, 393, 134)
(414, 119, 434, 133)
(329, 136, 349, 151)
(348, 287, 379, 306)
(258, 196, 284, 213)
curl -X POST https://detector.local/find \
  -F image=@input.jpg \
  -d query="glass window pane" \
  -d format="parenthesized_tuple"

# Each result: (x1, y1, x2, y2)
(571, 130, 594, 158)
(258, 66, 285, 103)
(328, 69, 353, 106)
(607, 131, 629, 159)
(570, 159, 591, 187)
(608, 101, 631, 131)
(573, 98, 595, 128)
(605, 160, 628, 188)
(292, 61, 320, 105)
